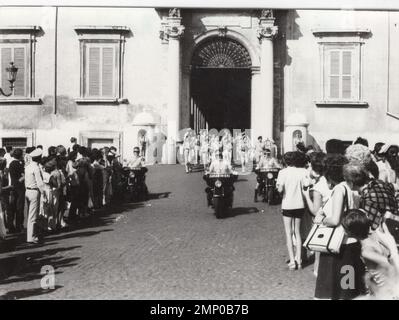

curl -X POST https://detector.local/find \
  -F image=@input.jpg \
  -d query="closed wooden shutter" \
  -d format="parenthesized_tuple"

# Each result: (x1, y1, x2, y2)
(341, 51, 352, 99)
(329, 51, 340, 99)
(88, 47, 100, 96)
(1, 48, 12, 95)
(101, 47, 114, 97)
(13, 47, 26, 96)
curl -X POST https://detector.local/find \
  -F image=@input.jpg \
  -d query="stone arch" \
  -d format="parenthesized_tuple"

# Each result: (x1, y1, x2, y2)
(189, 29, 260, 68)
(192, 37, 251, 68)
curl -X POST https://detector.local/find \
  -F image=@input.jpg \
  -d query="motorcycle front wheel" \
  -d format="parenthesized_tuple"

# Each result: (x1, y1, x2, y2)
(267, 188, 274, 205)
(213, 197, 225, 219)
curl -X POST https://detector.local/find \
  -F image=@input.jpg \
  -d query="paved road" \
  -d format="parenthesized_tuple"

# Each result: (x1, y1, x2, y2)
(0, 165, 316, 299)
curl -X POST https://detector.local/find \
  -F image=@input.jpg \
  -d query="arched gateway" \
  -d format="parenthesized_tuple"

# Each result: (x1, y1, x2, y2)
(190, 37, 252, 132)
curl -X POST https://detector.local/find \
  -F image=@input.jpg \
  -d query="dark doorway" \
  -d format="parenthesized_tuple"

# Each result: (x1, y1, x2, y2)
(190, 68, 251, 132)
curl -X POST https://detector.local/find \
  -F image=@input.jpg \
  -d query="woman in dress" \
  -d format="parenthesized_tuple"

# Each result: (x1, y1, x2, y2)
(313, 155, 366, 300)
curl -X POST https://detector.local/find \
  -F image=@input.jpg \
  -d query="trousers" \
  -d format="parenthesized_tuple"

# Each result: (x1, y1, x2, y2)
(25, 189, 40, 242)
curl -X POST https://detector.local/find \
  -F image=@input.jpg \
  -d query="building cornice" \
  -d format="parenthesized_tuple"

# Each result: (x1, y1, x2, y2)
(312, 28, 371, 37)
(74, 25, 131, 34)
(0, 26, 42, 34)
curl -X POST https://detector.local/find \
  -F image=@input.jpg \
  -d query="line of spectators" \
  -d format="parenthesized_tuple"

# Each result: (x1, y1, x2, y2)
(0, 138, 131, 244)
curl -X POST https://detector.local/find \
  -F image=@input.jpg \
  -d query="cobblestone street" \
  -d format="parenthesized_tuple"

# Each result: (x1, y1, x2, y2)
(0, 165, 316, 300)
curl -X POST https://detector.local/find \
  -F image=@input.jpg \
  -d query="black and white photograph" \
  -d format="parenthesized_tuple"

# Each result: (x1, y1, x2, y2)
(0, 0, 399, 303)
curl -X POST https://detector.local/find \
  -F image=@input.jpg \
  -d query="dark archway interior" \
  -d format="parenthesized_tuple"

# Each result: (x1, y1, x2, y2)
(190, 68, 251, 131)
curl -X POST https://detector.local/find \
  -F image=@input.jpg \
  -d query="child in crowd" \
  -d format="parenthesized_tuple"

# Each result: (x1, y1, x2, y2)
(342, 209, 399, 299)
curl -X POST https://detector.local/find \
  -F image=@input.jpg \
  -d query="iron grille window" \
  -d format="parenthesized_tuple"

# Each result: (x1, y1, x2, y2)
(2, 137, 28, 149)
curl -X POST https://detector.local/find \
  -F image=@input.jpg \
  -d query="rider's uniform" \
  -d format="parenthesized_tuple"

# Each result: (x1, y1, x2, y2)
(208, 159, 233, 174)
(126, 156, 145, 169)
(255, 141, 265, 163)
(256, 156, 280, 170)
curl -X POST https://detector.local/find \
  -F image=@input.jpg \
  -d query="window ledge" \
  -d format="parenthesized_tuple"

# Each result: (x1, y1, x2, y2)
(75, 98, 129, 104)
(0, 98, 42, 104)
(315, 101, 368, 108)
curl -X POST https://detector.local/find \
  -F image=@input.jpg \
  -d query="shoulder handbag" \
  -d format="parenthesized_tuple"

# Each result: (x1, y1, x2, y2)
(303, 184, 349, 254)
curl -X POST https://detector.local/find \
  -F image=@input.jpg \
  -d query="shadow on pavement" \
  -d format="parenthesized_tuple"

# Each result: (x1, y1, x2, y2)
(45, 229, 113, 243)
(0, 195, 152, 296)
(0, 246, 81, 286)
(229, 207, 259, 217)
(0, 285, 63, 300)
(147, 192, 171, 200)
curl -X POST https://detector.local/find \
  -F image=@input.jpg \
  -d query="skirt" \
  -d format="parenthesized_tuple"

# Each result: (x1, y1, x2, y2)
(315, 242, 366, 300)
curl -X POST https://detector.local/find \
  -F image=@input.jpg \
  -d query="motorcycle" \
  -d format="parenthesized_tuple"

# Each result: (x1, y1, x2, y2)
(204, 173, 237, 219)
(122, 167, 149, 202)
(255, 168, 280, 204)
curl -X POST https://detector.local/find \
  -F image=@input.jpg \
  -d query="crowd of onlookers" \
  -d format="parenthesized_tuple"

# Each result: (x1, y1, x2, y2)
(1, 132, 399, 299)
(0, 137, 142, 244)
(276, 137, 399, 299)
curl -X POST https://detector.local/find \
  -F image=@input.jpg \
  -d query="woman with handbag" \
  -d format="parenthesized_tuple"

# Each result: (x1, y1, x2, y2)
(302, 152, 331, 276)
(313, 154, 366, 300)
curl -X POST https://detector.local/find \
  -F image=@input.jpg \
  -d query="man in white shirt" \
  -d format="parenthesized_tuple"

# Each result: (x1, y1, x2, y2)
(207, 151, 234, 175)
(254, 148, 281, 202)
(254, 136, 265, 164)
(24, 148, 47, 244)
(4, 146, 12, 169)
(125, 147, 146, 169)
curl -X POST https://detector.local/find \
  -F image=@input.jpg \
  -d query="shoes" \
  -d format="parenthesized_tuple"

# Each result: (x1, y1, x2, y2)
(295, 260, 302, 270)
(7, 227, 16, 234)
(27, 237, 42, 245)
(287, 260, 302, 270)
(287, 261, 297, 271)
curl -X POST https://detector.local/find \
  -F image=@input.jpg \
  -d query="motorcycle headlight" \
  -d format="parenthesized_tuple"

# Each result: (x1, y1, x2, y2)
(129, 172, 135, 178)
(215, 180, 222, 188)
(267, 173, 274, 179)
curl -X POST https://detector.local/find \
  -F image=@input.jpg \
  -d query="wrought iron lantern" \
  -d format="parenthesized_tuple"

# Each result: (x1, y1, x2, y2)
(0, 62, 18, 96)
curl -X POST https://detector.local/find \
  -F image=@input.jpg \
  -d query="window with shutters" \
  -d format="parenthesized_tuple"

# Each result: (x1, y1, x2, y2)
(84, 42, 117, 98)
(313, 29, 370, 107)
(74, 26, 131, 103)
(324, 46, 359, 101)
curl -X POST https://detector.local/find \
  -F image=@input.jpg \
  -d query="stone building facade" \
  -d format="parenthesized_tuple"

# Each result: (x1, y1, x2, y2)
(0, 7, 398, 163)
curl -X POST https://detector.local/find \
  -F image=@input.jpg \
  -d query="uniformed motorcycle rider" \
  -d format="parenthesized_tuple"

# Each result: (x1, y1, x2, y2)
(204, 150, 237, 207)
(254, 148, 281, 202)
(126, 147, 146, 169)
(124, 147, 148, 198)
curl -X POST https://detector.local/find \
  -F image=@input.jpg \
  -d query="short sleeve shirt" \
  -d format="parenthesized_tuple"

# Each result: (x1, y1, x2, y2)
(276, 167, 309, 210)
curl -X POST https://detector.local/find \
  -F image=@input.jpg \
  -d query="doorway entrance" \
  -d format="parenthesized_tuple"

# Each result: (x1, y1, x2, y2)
(190, 37, 252, 133)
